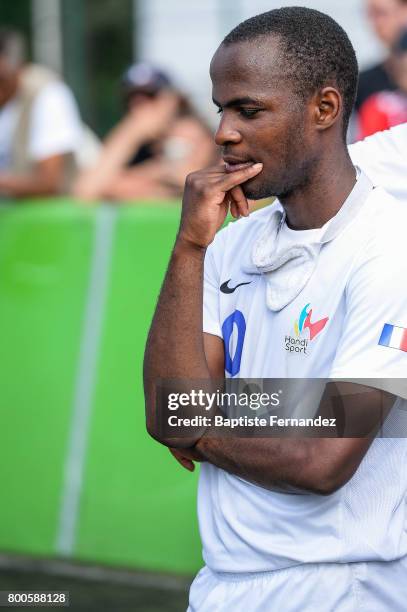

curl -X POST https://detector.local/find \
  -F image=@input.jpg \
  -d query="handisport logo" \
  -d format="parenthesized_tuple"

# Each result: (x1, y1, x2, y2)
(285, 303, 329, 354)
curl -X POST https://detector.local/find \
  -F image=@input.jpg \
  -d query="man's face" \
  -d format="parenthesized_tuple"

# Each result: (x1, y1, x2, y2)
(0, 56, 19, 107)
(210, 39, 320, 200)
(367, 0, 407, 47)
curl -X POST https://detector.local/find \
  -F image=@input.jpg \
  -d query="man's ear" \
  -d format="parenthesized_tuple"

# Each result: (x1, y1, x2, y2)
(313, 87, 342, 132)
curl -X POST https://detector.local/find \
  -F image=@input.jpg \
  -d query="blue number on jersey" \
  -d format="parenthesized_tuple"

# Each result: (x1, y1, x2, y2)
(222, 310, 246, 376)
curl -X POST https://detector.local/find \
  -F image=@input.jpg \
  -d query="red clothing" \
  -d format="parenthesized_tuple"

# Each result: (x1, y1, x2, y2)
(358, 90, 407, 140)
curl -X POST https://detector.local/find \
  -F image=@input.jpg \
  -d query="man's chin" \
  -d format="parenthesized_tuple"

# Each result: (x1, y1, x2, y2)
(242, 182, 275, 201)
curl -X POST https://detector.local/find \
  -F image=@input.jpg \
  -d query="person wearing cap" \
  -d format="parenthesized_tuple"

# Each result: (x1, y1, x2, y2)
(74, 62, 216, 202)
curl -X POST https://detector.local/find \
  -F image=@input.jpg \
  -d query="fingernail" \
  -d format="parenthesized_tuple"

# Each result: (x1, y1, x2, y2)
(252, 163, 263, 170)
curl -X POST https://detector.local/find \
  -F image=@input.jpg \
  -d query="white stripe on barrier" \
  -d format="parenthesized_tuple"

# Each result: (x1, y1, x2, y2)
(55, 205, 116, 556)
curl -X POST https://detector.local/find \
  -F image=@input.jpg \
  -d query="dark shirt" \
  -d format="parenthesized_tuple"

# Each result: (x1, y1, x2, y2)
(127, 141, 155, 166)
(356, 62, 396, 111)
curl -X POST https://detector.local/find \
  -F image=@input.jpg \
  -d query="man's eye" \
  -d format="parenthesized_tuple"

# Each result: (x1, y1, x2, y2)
(239, 109, 260, 118)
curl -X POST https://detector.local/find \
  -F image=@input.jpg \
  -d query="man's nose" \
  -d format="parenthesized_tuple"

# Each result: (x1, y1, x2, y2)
(214, 116, 241, 146)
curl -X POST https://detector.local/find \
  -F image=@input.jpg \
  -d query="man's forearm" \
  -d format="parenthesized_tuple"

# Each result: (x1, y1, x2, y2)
(74, 117, 148, 200)
(0, 173, 60, 197)
(192, 382, 386, 494)
(0, 156, 65, 198)
(102, 169, 180, 200)
(144, 161, 263, 447)
(194, 435, 325, 493)
(144, 239, 212, 445)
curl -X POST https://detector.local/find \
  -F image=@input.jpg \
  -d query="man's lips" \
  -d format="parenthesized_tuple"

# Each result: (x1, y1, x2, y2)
(223, 158, 255, 174)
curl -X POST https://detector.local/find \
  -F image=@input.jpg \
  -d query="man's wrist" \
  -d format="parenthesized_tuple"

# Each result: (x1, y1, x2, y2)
(173, 234, 207, 258)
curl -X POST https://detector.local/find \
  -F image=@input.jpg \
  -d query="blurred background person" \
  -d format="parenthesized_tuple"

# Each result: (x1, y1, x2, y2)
(358, 29, 407, 137)
(0, 27, 99, 199)
(74, 63, 217, 202)
(356, 0, 407, 111)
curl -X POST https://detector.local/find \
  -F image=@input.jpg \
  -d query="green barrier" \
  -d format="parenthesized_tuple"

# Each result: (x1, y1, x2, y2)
(0, 200, 202, 575)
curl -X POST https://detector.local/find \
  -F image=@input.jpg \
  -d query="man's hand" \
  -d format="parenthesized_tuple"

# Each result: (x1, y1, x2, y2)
(129, 91, 180, 141)
(178, 162, 263, 249)
(169, 446, 204, 472)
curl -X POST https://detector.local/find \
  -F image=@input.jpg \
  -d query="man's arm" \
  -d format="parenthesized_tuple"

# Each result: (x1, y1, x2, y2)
(101, 117, 217, 201)
(196, 435, 374, 495)
(73, 113, 149, 201)
(173, 334, 394, 495)
(74, 92, 180, 201)
(102, 170, 177, 201)
(0, 155, 65, 197)
(145, 161, 394, 494)
(143, 162, 263, 447)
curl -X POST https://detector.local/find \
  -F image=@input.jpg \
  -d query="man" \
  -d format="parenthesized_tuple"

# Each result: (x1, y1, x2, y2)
(144, 8, 407, 611)
(0, 28, 95, 198)
(356, 0, 407, 112)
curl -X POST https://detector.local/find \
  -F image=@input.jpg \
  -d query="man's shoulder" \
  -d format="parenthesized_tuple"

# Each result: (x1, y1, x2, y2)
(19, 64, 60, 97)
(362, 185, 406, 222)
(350, 123, 407, 158)
(349, 125, 407, 204)
(355, 187, 407, 257)
(366, 185, 407, 218)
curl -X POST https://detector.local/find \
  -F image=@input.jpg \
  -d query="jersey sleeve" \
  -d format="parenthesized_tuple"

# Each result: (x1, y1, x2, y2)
(29, 81, 82, 161)
(349, 123, 407, 204)
(329, 234, 407, 399)
(203, 234, 223, 338)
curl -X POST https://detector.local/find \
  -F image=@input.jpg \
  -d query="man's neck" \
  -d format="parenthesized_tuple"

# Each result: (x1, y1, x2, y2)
(280, 151, 356, 230)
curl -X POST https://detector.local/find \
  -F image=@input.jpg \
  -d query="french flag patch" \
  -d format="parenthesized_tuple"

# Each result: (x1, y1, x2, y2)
(379, 324, 407, 352)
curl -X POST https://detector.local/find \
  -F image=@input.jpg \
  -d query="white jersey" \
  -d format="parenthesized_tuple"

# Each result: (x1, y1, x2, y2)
(0, 81, 82, 170)
(201, 180, 407, 573)
(349, 123, 407, 204)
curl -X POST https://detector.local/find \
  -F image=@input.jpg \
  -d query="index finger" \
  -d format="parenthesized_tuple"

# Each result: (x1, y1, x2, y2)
(217, 163, 263, 192)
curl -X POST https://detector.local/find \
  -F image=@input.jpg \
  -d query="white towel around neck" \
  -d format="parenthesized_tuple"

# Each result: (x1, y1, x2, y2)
(243, 169, 374, 312)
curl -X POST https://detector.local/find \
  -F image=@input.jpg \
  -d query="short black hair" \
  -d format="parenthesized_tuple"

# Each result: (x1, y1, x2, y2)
(222, 7, 358, 138)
